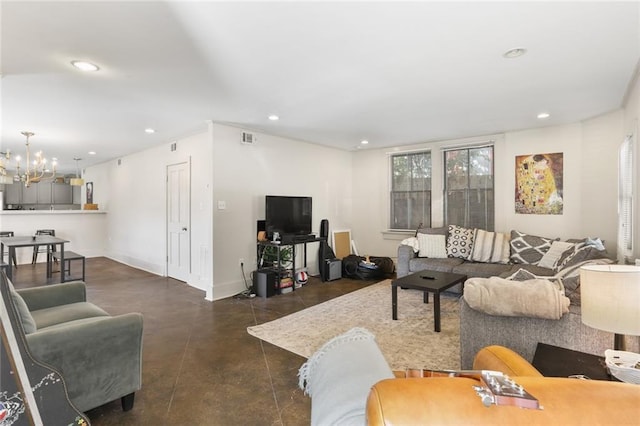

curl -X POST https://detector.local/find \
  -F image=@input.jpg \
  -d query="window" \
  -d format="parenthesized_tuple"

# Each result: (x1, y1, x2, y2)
(390, 151, 431, 230)
(444, 145, 494, 230)
(618, 135, 634, 263)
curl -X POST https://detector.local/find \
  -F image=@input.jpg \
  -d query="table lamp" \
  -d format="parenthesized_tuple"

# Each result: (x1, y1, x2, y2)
(580, 264, 640, 351)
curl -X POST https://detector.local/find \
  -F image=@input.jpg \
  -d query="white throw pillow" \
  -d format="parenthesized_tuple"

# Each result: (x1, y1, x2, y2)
(417, 234, 447, 258)
(538, 241, 575, 269)
(470, 229, 511, 264)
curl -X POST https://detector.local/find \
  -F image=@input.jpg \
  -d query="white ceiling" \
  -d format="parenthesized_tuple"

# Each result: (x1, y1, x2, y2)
(1, 1, 639, 173)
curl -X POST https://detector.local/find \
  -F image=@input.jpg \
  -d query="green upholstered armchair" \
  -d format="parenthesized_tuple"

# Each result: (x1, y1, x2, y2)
(6, 277, 143, 413)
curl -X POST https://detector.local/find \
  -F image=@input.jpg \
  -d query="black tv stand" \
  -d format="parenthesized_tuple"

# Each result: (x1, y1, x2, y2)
(256, 236, 326, 294)
(283, 234, 317, 244)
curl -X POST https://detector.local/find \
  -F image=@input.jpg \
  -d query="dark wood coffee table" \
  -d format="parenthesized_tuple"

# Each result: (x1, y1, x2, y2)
(392, 270, 467, 332)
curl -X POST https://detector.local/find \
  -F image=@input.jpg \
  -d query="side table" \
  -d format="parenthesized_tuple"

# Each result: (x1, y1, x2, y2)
(531, 342, 613, 381)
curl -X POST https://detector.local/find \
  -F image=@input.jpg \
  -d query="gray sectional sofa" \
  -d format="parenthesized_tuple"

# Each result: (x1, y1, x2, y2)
(397, 226, 640, 369)
(397, 227, 555, 293)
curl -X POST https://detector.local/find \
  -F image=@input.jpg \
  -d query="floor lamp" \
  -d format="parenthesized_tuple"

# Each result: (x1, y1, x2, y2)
(580, 264, 640, 352)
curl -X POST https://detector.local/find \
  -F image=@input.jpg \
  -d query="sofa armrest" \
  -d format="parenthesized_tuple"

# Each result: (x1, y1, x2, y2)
(473, 345, 543, 377)
(367, 376, 640, 425)
(26, 312, 143, 412)
(17, 281, 87, 311)
(397, 245, 416, 278)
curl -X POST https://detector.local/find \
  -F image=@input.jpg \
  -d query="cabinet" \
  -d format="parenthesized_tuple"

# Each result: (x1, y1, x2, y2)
(22, 184, 38, 204)
(1, 179, 78, 208)
(4, 183, 22, 205)
(52, 182, 72, 204)
(37, 182, 53, 204)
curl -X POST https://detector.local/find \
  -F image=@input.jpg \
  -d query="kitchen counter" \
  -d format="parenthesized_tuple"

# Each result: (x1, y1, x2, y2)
(0, 210, 106, 215)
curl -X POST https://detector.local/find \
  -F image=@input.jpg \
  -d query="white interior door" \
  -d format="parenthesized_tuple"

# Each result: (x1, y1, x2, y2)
(167, 161, 190, 281)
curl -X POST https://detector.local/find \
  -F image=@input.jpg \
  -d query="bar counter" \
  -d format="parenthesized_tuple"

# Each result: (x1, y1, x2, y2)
(0, 210, 107, 265)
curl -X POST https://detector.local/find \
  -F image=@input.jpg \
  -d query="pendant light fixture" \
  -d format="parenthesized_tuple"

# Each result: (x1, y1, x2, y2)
(70, 157, 84, 186)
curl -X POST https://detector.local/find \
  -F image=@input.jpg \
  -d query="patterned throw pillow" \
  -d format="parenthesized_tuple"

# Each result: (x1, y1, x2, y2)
(446, 225, 475, 259)
(469, 229, 511, 264)
(506, 268, 538, 281)
(538, 241, 575, 269)
(509, 230, 557, 265)
(556, 240, 586, 268)
(417, 234, 447, 258)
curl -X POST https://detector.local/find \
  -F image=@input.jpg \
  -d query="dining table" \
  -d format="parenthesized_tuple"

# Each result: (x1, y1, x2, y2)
(0, 235, 70, 283)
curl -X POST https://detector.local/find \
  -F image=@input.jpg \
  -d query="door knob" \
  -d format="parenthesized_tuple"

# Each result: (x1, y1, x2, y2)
(182, 227, 188, 231)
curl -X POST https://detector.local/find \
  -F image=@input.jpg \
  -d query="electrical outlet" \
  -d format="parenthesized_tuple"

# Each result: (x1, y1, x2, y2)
(239, 258, 244, 266)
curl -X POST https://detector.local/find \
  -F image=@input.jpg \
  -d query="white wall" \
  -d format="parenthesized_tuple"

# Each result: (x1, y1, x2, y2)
(352, 113, 629, 259)
(210, 123, 352, 300)
(83, 123, 352, 301)
(83, 129, 213, 295)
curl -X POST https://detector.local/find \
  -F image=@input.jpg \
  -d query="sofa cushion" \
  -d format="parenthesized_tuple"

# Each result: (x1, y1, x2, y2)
(469, 229, 510, 264)
(31, 302, 110, 330)
(409, 257, 464, 274)
(417, 234, 447, 258)
(500, 264, 555, 278)
(7, 281, 37, 334)
(509, 230, 557, 265)
(451, 262, 512, 278)
(446, 225, 475, 259)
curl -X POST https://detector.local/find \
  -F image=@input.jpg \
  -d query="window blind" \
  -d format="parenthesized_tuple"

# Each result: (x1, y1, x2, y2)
(618, 135, 634, 263)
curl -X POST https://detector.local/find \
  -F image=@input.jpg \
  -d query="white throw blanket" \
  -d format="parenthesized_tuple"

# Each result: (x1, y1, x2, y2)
(464, 277, 570, 320)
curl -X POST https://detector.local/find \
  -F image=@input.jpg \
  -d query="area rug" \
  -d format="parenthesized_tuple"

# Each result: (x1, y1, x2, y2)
(247, 280, 461, 370)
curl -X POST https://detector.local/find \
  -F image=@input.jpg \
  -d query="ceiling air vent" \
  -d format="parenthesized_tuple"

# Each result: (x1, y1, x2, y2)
(241, 131, 255, 145)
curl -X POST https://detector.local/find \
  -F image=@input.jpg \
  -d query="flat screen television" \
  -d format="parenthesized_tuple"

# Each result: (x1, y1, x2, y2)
(265, 195, 312, 239)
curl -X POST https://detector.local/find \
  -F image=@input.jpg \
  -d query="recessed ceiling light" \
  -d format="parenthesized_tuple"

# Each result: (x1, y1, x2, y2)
(88, 151, 96, 155)
(71, 60, 100, 71)
(361, 140, 369, 145)
(503, 48, 527, 59)
(537, 112, 551, 119)
(145, 128, 155, 134)
(268, 115, 279, 121)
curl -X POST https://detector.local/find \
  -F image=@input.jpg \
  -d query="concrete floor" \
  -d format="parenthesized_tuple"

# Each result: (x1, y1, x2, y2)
(10, 257, 377, 425)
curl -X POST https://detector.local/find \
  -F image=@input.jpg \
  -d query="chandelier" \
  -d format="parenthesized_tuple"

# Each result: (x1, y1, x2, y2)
(0, 131, 57, 187)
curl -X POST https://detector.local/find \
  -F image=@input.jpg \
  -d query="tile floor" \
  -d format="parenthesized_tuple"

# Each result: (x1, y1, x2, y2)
(10, 257, 378, 425)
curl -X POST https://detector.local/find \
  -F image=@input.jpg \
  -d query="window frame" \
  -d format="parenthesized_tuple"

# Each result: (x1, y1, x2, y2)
(443, 144, 495, 231)
(388, 150, 432, 231)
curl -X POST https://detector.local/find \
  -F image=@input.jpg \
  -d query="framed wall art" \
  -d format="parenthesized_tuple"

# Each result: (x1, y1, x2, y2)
(515, 152, 563, 215)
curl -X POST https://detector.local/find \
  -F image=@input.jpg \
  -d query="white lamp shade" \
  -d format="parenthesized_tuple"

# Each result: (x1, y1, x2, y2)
(580, 265, 640, 336)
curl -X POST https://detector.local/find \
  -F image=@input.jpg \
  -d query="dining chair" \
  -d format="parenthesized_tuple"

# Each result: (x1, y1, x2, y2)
(0, 231, 18, 268)
(32, 229, 57, 264)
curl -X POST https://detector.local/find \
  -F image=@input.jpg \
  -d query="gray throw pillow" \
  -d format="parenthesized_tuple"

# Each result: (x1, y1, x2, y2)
(7, 281, 37, 334)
